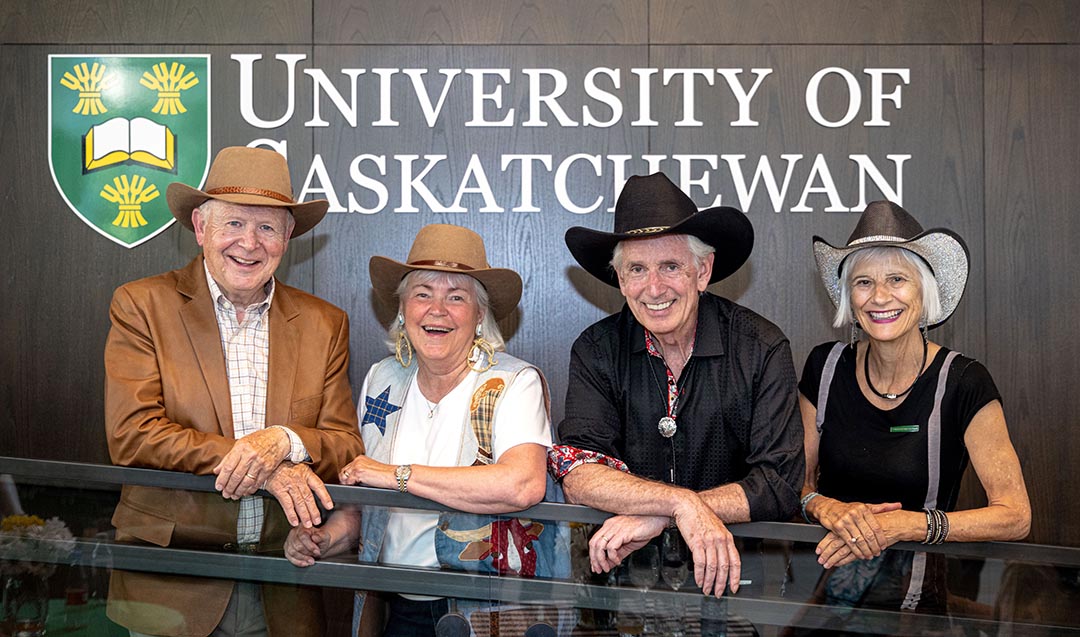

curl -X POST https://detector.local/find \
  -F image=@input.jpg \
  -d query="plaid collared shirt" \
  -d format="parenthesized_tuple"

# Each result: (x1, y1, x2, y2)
(204, 265, 279, 545)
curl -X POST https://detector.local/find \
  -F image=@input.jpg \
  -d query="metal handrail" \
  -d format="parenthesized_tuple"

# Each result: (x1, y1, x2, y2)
(2, 456, 1078, 565)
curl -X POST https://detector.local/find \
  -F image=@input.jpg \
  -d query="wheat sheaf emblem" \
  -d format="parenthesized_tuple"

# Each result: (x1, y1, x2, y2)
(60, 62, 116, 116)
(100, 175, 161, 228)
(140, 61, 200, 115)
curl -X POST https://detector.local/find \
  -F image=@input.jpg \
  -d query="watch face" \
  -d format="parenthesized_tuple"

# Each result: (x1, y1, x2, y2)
(395, 464, 412, 492)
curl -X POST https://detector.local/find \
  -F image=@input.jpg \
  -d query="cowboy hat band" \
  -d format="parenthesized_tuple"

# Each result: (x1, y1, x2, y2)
(204, 186, 294, 203)
(369, 224, 523, 321)
(166, 146, 329, 237)
(565, 172, 754, 288)
(812, 200, 970, 330)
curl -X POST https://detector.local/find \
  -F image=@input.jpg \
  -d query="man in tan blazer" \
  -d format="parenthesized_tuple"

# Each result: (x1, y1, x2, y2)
(104, 147, 364, 637)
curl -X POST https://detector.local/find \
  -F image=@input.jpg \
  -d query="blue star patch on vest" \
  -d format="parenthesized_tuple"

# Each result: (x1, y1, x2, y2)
(362, 385, 401, 435)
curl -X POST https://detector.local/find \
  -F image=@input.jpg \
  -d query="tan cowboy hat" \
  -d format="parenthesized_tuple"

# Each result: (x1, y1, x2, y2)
(166, 146, 329, 237)
(369, 224, 523, 320)
(813, 201, 969, 329)
(565, 172, 754, 287)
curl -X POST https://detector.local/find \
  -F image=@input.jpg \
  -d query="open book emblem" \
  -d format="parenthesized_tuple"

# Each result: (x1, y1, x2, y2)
(49, 55, 210, 248)
(83, 117, 177, 174)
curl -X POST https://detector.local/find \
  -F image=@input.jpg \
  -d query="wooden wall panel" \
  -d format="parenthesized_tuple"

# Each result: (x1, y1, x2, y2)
(985, 45, 1080, 547)
(0, 0, 313, 45)
(651, 0, 981, 44)
(314, 0, 647, 44)
(308, 44, 648, 427)
(649, 46, 985, 371)
(985, 0, 1080, 43)
(0, 44, 20, 459)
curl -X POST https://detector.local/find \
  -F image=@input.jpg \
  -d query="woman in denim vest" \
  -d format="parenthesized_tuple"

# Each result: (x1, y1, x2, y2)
(285, 224, 566, 637)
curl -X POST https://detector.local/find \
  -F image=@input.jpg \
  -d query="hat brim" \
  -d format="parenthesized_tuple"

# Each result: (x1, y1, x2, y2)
(565, 206, 754, 288)
(812, 228, 969, 330)
(166, 182, 329, 238)
(369, 257, 523, 321)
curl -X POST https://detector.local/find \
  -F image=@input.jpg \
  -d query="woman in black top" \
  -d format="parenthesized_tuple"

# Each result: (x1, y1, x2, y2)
(797, 201, 1030, 617)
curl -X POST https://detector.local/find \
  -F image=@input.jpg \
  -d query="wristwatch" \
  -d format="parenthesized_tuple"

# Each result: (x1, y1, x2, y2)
(395, 464, 413, 493)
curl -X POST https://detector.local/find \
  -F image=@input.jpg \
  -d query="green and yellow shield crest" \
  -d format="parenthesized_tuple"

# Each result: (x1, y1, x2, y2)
(49, 54, 210, 248)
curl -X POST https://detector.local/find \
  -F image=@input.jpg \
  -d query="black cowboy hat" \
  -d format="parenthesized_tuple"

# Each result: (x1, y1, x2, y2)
(564, 173, 754, 288)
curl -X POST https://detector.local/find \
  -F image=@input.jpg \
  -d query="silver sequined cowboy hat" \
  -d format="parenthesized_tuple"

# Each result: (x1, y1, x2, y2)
(812, 201, 969, 329)
(369, 224, 523, 321)
(167, 146, 329, 237)
(564, 172, 754, 288)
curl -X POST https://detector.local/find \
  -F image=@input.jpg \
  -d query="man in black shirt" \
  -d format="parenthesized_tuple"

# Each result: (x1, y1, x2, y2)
(550, 173, 804, 598)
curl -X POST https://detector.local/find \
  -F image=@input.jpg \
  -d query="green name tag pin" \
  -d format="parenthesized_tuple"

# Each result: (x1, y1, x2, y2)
(890, 425, 920, 433)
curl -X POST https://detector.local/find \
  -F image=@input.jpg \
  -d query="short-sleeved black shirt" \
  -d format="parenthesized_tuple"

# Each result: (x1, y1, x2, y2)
(799, 342, 1001, 512)
(558, 293, 805, 521)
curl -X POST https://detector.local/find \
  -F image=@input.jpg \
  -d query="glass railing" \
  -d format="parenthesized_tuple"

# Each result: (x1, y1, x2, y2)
(1, 456, 1078, 636)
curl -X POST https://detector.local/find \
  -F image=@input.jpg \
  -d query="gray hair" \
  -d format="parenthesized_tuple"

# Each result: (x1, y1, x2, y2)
(609, 234, 716, 274)
(386, 269, 506, 353)
(834, 246, 943, 329)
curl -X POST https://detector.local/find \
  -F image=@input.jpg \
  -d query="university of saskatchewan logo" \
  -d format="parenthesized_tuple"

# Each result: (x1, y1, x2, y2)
(49, 55, 211, 248)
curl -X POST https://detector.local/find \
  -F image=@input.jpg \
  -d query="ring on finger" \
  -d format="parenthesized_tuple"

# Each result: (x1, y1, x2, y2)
(849, 536, 861, 543)
(245, 473, 257, 479)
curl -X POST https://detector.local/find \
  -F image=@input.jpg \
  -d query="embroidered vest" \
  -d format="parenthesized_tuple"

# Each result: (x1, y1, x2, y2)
(357, 354, 570, 580)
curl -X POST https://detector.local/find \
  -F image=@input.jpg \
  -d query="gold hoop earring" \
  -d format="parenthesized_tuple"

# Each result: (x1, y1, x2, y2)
(395, 331, 413, 368)
(467, 335, 496, 373)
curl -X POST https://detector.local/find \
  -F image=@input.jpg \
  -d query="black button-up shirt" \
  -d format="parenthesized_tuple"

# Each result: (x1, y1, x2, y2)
(558, 293, 805, 521)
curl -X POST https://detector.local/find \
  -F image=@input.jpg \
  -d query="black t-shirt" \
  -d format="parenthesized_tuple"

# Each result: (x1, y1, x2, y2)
(798, 342, 1001, 512)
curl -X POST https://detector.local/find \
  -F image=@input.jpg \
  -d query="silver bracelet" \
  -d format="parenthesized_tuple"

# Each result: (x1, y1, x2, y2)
(800, 491, 821, 523)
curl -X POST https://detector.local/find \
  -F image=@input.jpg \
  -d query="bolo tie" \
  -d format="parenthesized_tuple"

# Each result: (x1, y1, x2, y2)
(646, 353, 695, 485)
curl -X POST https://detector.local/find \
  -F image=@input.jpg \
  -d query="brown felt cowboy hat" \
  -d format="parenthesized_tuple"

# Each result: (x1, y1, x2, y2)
(813, 200, 969, 329)
(564, 172, 754, 288)
(166, 146, 329, 237)
(369, 224, 523, 321)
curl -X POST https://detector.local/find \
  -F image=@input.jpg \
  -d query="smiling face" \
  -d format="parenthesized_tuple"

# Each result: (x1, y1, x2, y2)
(615, 234, 713, 346)
(401, 271, 484, 372)
(848, 251, 924, 344)
(193, 201, 294, 308)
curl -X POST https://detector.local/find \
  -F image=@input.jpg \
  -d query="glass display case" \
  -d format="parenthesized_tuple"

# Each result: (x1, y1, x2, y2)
(1, 457, 1077, 637)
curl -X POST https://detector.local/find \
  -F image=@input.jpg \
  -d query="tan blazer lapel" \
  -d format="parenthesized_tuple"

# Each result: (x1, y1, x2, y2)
(266, 281, 300, 428)
(176, 258, 235, 438)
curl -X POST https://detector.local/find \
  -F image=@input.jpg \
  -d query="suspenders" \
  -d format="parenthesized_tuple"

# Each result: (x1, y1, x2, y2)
(816, 342, 959, 610)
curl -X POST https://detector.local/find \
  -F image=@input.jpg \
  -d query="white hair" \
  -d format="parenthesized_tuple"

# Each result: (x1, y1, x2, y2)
(834, 246, 943, 329)
(609, 234, 716, 273)
(193, 198, 226, 228)
(386, 269, 506, 353)
(193, 198, 296, 235)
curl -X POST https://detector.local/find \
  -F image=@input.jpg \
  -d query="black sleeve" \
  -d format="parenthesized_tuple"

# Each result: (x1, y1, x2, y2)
(557, 329, 623, 458)
(737, 335, 806, 521)
(951, 357, 1003, 433)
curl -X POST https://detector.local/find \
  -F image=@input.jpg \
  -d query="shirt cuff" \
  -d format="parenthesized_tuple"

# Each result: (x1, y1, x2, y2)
(271, 425, 310, 464)
(547, 444, 629, 481)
